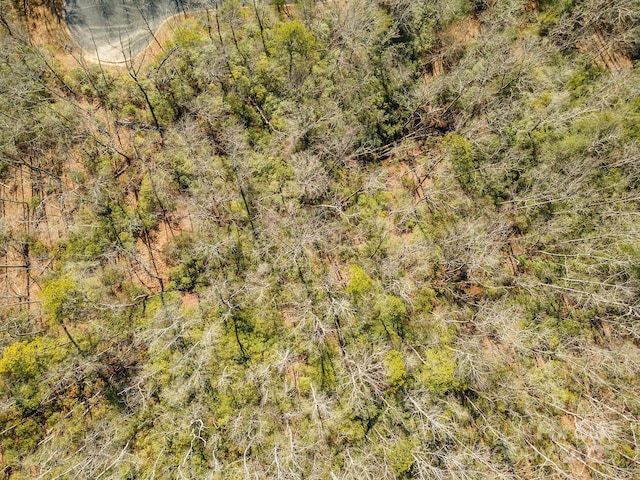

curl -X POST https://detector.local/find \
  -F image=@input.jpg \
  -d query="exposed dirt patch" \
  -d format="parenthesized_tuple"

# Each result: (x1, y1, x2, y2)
(424, 18, 481, 81)
(447, 18, 480, 44)
(577, 29, 633, 73)
(181, 292, 200, 309)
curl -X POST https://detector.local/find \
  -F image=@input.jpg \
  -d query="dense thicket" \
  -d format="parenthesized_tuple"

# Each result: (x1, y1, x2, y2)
(1, 0, 640, 478)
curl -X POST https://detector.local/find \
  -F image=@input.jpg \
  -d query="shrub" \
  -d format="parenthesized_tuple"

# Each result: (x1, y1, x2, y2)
(0, 337, 66, 411)
(418, 348, 462, 395)
(346, 264, 374, 296)
(40, 276, 85, 324)
(376, 294, 408, 337)
(385, 349, 407, 390)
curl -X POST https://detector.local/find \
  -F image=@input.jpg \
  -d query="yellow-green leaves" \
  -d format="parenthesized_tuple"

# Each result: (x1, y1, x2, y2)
(40, 276, 84, 324)
(271, 19, 316, 61)
(441, 133, 476, 191)
(418, 348, 461, 396)
(376, 295, 407, 331)
(346, 264, 374, 296)
(0, 337, 66, 410)
(385, 350, 407, 391)
(1, 339, 45, 381)
(387, 437, 417, 477)
(271, 19, 317, 83)
(0, 337, 65, 380)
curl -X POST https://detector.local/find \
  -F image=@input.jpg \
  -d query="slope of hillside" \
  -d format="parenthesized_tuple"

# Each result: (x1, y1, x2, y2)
(1, 0, 639, 478)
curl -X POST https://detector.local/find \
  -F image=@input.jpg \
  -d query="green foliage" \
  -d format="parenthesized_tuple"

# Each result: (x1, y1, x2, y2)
(418, 348, 462, 396)
(536, 0, 575, 34)
(375, 294, 407, 337)
(624, 96, 640, 140)
(442, 133, 477, 191)
(40, 276, 84, 323)
(166, 234, 210, 292)
(2, 1, 640, 477)
(0, 337, 66, 410)
(415, 287, 436, 313)
(1, 338, 49, 381)
(346, 264, 374, 296)
(566, 61, 605, 99)
(385, 349, 407, 390)
(137, 173, 163, 231)
(271, 19, 317, 80)
(387, 437, 416, 477)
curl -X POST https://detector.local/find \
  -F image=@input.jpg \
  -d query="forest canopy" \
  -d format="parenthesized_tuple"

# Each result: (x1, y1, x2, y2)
(1, 0, 640, 478)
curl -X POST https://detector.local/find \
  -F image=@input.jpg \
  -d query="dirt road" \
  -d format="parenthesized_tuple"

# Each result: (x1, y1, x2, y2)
(64, 0, 208, 63)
